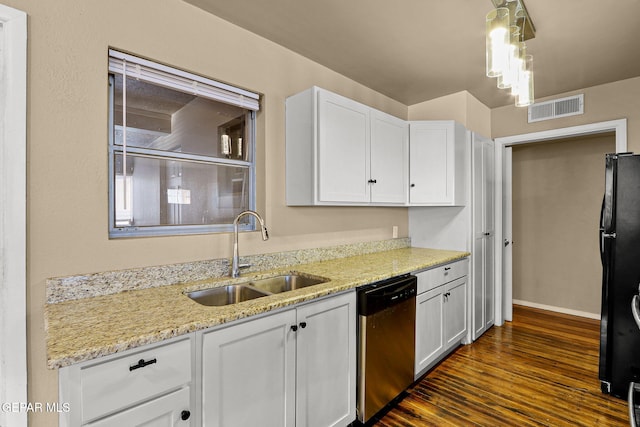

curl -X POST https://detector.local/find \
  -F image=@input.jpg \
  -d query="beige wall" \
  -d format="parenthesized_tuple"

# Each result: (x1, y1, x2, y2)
(408, 90, 492, 137)
(5, 1, 410, 424)
(512, 134, 615, 314)
(492, 77, 640, 152)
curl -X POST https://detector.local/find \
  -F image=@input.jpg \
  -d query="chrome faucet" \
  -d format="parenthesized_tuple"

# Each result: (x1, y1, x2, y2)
(231, 210, 269, 278)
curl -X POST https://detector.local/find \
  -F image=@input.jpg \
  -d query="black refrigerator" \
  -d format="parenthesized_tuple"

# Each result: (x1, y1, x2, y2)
(599, 152, 640, 399)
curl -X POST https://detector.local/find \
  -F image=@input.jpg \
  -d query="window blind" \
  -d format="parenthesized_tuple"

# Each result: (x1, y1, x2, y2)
(108, 49, 260, 111)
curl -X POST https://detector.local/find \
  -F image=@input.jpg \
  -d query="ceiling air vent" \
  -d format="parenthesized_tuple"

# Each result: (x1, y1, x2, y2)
(528, 94, 584, 123)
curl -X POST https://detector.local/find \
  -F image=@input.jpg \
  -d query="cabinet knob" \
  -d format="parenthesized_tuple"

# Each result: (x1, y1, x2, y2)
(290, 325, 298, 332)
(299, 321, 307, 329)
(410, 183, 415, 188)
(181, 410, 191, 421)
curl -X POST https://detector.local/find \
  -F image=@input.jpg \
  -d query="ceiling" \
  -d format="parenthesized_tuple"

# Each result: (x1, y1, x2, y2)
(182, 0, 640, 108)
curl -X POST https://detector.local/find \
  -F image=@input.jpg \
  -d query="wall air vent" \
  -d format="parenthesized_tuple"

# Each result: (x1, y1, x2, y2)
(528, 94, 584, 123)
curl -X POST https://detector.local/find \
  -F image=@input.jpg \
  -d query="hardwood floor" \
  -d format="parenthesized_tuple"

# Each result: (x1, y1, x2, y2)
(373, 305, 629, 426)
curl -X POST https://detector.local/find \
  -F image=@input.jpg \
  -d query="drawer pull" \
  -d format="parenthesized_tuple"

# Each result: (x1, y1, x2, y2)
(444, 267, 451, 271)
(129, 358, 157, 371)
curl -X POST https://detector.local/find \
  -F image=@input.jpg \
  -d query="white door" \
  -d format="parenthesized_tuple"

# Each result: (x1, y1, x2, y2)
(484, 138, 496, 331)
(0, 6, 27, 427)
(370, 111, 408, 204)
(472, 133, 495, 340)
(295, 292, 356, 427)
(317, 90, 370, 203)
(202, 310, 297, 427)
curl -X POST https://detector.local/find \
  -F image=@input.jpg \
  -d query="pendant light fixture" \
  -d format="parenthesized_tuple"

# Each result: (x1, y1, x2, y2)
(485, 0, 536, 107)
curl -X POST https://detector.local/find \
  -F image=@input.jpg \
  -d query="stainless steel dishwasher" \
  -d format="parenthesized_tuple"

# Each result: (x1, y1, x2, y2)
(356, 274, 417, 424)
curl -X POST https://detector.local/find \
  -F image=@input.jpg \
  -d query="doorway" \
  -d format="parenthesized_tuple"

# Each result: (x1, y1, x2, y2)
(511, 134, 615, 318)
(494, 119, 628, 323)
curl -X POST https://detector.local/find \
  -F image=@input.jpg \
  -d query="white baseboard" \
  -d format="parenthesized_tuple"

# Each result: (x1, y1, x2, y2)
(512, 299, 600, 320)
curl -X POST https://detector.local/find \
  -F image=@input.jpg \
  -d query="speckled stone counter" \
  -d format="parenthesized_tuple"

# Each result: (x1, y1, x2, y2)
(45, 246, 469, 369)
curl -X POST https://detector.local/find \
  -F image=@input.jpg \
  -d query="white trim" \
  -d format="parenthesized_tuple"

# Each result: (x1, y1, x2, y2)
(513, 299, 600, 320)
(0, 4, 28, 427)
(494, 119, 628, 324)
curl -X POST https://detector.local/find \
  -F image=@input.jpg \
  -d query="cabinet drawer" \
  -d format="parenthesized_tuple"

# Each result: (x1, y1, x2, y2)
(86, 386, 191, 426)
(80, 337, 191, 423)
(417, 258, 468, 294)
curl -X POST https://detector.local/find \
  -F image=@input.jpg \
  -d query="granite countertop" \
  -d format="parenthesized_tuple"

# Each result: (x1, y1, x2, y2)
(45, 247, 469, 369)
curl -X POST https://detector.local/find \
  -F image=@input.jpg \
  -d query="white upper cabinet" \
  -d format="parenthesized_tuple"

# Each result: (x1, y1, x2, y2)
(317, 90, 371, 203)
(370, 110, 409, 204)
(408, 121, 468, 206)
(286, 86, 408, 206)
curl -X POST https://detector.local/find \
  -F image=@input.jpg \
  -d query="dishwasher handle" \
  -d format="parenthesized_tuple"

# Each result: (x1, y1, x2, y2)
(357, 275, 417, 316)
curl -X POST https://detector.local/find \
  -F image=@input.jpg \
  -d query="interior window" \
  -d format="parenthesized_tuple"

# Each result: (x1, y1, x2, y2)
(108, 50, 259, 237)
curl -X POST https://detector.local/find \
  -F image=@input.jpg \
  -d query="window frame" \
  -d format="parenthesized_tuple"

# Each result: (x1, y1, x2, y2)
(107, 50, 259, 238)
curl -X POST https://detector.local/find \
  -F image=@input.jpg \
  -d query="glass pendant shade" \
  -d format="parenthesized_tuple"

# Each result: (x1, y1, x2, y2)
(516, 55, 534, 107)
(497, 27, 522, 89)
(510, 42, 526, 96)
(486, 7, 510, 77)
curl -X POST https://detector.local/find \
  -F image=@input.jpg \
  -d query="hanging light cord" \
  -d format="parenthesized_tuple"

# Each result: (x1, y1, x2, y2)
(122, 59, 128, 210)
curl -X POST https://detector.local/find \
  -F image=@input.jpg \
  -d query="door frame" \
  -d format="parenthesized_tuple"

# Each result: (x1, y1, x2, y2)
(494, 119, 627, 323)
(0, 4, 27, 427)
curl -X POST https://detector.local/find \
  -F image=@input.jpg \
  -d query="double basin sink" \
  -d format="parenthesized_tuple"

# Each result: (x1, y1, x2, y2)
(186, 273, 328, 307)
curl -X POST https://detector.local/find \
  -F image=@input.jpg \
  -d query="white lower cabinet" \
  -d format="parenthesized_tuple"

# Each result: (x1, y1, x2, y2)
(58, 336, 194, 427)
(200, 290, 356, 427)
(87, 387, 191, 427)
(58, 292, 356, 427)
(415, 286, 445, 374)
(414, 259, 468, 379)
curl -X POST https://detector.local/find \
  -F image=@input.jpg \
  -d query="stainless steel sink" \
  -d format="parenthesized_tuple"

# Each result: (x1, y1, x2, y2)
(247, 274, 327, 294)
(186, 284, 270, 307)
(186, 273, 329, 306)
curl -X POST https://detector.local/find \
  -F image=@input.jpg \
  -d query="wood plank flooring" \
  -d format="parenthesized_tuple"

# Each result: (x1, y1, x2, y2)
(372, 305, 629, 426)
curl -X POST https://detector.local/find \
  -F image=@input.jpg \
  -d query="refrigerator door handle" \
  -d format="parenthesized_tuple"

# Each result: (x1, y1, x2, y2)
(632, 294, 640, 330)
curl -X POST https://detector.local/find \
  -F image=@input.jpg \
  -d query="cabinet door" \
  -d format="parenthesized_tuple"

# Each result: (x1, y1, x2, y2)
(472, 134, 495, 340)
(409, 123, 451, 204)
(317, 90, 370, 203)
(370, 111, 408, 204)
(409, 121, 467, 206)
(87, 387, 191, 427)
(295, 291, 356, 427)
(202, 310, 297, 427)
(472, 236, 486, 339)
(483, 139, 496, 331)
(444, 277, 468, 349)
(415, 286, 445, 377)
